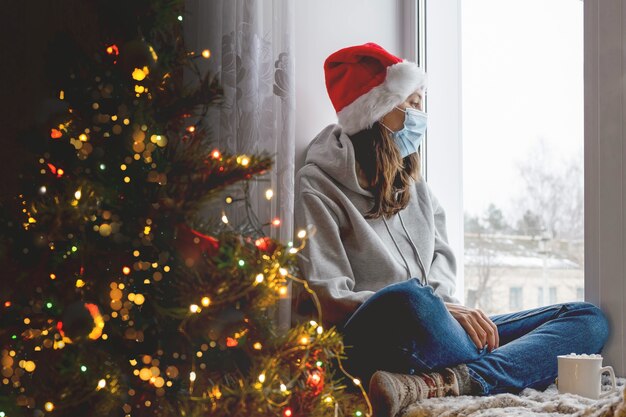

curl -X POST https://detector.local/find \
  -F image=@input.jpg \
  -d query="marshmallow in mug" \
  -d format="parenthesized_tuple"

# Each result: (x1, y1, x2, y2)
(562, 353, 603, 358)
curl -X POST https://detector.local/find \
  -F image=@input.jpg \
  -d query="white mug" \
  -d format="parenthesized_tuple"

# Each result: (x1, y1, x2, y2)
(557, 354, 617, 399)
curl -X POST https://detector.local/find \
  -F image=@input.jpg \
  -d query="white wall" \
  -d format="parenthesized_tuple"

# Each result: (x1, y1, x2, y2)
(294, 0, 405, 171)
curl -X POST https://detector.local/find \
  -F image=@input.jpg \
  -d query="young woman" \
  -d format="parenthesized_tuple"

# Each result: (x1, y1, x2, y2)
(293, 42, 611, 417)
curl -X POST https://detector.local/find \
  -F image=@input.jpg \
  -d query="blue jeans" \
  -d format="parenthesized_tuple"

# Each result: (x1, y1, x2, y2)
(341, 278, 610, 395)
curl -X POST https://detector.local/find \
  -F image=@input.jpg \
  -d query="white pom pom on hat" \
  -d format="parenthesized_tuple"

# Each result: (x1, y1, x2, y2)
(324, 42, 427, 135)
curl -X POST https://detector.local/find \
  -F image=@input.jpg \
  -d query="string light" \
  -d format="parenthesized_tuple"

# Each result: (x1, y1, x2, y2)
(258, 373, 265, 383)
(211, 149, 221, 159)
(265, 189, 273, 200)
(271, 218, 281, 226)
(201, 49, 211, 59)
(122, 266, 131, 275)
(189, 371, 196, 382)
(81, 365, 87, 372)
(189, 304, 200, 313)
(97, 379, 106, 390)
(44, 402, 54, 412)
(50, 129, 62, 139)
(255, 274, 264, 284)
(297, 229, 307, 239)
(283, 408, 292, 417)
(221, 213, 229, 224)
(201, 297, 211, 307)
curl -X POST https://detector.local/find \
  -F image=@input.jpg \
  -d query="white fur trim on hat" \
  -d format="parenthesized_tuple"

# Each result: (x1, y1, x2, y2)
(337, 61, 427, 135)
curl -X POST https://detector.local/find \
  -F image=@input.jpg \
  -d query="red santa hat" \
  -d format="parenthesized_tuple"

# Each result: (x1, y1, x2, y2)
(324, 42, 427, 135)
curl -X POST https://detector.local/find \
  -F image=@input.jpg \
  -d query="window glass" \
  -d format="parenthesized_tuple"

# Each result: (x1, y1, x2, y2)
(462, 0, 584, 314)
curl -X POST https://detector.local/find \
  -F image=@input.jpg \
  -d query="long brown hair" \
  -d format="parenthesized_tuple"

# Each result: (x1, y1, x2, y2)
(349, 122, 422, 219)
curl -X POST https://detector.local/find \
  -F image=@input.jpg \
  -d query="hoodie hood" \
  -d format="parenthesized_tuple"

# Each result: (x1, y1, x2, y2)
(304, 124, 373, 198)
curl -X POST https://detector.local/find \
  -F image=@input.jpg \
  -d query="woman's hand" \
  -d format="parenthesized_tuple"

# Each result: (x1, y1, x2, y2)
(444, 303, 500, 352)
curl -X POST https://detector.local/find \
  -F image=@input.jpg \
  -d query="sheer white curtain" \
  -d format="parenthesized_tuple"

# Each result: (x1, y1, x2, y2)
(186, 0, 295, 242)
(185, 0, 295, 328)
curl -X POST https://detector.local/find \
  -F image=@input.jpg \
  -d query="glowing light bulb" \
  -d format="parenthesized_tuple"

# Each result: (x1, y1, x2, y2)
(221, 214, 229, 224)
(211, 149, 221, 159)
(280, 383, 287, 392)
(265, 189, 273, 200)
(201, 297, 211, 307)
(189, 304, 200, 313)
(271, 218, 281, 226)
(255, 274, 264, 284)
(44, 402, 54, 412)
(74, 190, 82, 200)
(353, 378, 361, 386)
(258, 373, 266, 383)
(202, 49, 211, 58)
(279, 268, 288, 276)
(97, 379, 106, 390)
(189, 371, 196, 381)
(122, 266, 131, 275)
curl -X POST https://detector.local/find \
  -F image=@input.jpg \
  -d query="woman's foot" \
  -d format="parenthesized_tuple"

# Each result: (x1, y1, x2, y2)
(368, 365, 470, 417)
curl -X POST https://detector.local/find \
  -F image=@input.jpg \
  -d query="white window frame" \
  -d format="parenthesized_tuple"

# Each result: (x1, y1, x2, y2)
(422, 0, 626, 375)
(404, 0, 465, 303)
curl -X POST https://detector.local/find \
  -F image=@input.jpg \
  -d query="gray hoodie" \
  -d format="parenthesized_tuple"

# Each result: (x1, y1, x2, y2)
(294, 124, 461, 327)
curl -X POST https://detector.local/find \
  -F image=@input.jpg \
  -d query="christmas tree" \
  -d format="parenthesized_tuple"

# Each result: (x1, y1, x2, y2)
(0, 1, 370, 416)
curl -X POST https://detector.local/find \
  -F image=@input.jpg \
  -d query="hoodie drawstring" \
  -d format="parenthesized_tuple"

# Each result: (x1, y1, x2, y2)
(398, 212, 428, 286)
(382, 213, 429, 286)
(382, 216, 413, 279)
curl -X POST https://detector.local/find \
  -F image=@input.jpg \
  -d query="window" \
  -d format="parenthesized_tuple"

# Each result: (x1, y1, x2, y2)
(549, 287, 557, 305)
(461, 0, 584, 315)
(509, 287, 523, 311)
(576, 287, 584, 301)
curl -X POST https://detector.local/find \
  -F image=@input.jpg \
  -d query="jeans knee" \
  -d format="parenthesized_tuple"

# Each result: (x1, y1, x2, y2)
(375, 278, 439, 309)
(569, 302, 610, 350)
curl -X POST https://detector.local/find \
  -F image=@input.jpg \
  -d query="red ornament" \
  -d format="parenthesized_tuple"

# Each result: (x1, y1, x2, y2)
(175, 223, 219, 264)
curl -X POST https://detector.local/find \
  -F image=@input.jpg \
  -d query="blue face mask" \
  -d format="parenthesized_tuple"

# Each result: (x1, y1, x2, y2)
(381, 107, 428, 158)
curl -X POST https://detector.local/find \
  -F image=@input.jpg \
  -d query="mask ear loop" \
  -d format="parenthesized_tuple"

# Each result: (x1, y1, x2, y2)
(379, 121, 394, 134)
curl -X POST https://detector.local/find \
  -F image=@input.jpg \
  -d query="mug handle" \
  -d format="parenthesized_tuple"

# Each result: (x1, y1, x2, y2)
(599, 366, 617, 398)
